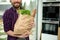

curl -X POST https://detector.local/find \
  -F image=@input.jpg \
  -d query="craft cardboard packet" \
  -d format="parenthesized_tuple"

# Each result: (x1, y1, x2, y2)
(14, 10, 34, 35)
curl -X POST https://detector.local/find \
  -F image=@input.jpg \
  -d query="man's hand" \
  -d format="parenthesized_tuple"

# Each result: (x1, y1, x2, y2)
(17, 35, 28, 38)
(17, 31, 30, 38)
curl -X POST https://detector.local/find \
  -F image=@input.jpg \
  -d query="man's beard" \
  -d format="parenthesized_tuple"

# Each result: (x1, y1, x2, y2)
(12, 2, 22, 9)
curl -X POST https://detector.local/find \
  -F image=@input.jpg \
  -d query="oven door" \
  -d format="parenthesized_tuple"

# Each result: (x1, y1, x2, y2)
(42, 23, 58, 35)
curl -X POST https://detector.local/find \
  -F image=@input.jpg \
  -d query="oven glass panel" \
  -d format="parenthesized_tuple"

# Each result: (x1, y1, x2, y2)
(43, 6, 59, 21)
(42, 23, 58, 35)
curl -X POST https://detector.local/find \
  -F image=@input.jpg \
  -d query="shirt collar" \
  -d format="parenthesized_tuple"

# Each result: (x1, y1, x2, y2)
(11, 7, 16, 12)
(11, 6, 23, 12)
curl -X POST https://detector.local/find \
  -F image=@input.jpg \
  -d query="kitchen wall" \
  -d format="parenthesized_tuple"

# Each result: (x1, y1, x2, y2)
(0, 5, 11, 15)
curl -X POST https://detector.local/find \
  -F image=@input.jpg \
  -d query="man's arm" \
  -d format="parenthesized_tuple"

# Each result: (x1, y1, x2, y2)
(2, 10, 19, 37)
(2, 10, 27, 38)
(6, 30, 18, 37)
(6, 30, 30, 38)
(6, 30, 27, 38)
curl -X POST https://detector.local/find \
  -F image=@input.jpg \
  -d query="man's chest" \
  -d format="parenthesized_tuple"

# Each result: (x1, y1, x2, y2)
(9, 11, 18, 28)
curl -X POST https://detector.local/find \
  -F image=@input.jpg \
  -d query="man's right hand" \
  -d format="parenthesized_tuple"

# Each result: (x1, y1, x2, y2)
(17, 35, 27, 38)
(17, 35, 28, 38)
(17, 31, 30, 38)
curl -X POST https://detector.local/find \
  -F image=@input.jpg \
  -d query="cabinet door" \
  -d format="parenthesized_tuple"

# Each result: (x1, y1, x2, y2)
(0, 0, 7, 2)
(58, 27, 60, 40)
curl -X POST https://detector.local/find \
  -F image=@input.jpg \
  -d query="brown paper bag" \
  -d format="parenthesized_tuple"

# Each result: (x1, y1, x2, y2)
(14, 14, 34, 35)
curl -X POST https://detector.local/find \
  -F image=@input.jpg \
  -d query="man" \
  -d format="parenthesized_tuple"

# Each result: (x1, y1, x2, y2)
(2, 0, 36, 40)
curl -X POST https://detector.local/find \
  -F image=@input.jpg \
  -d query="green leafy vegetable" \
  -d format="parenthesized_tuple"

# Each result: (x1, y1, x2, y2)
(17, 10, 31, 15)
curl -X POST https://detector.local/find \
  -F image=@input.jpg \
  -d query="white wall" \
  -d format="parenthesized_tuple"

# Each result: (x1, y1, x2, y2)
(0, 11, 4, 15)
(37, 0, 42, 40)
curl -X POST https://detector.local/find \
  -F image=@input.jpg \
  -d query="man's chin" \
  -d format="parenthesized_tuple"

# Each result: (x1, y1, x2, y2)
(13, 5, 20, 9)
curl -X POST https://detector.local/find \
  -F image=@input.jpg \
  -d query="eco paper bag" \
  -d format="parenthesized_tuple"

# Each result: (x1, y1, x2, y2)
(14, 9, 36, 35)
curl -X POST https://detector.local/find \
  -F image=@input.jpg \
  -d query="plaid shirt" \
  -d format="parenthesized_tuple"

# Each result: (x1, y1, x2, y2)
(2, 7, 29, 40)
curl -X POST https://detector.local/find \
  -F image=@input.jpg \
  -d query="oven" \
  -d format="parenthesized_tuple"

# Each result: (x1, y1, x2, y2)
(42, 2, 60, 35)
(41, 2, 60, 40)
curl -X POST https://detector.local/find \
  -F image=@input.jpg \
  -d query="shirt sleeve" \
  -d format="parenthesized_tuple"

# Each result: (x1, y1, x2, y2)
(2, 10, 12, 32)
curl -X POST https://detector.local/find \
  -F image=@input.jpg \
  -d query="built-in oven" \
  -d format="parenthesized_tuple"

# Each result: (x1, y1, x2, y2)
(42, 2, 59, 35)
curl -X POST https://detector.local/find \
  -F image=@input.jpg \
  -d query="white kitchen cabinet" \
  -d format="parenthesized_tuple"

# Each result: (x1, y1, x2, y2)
(0, 0, 11, 5)
(0, 0, 11, 15)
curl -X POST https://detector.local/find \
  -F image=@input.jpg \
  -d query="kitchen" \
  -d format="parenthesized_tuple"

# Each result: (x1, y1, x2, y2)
(0, 0, 38, 40)
(1, 0, 60, 40)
